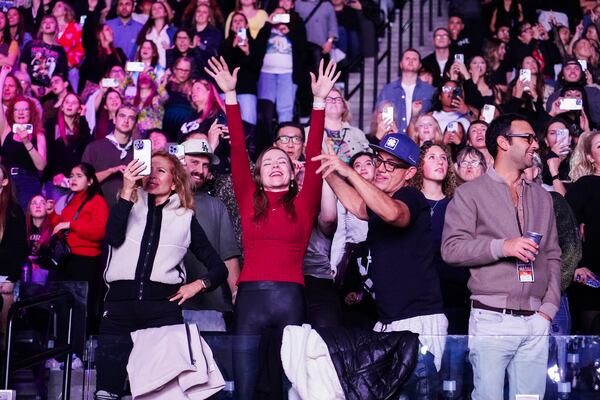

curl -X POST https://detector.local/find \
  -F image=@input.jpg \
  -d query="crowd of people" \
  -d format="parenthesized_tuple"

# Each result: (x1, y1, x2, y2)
(0, 0, 599, 398)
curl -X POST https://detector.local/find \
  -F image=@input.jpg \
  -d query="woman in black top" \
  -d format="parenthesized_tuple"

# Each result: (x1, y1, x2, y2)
(566, 130, 600, 334)
(220, 13, 260, 124)
(43, 93, 91, 201)
(0, 66, 47, 211)
(0, 163, 27, 333)
(79, 1, 126, 93)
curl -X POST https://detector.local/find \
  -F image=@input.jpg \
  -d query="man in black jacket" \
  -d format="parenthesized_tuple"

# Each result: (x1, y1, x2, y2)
(422, 27, 453, 88)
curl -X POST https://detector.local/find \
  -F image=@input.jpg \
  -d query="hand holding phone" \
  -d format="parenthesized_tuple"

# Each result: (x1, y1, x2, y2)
(559, 98, 583, 111)
(454, 54, 464, 64)
(133, 139, 152, 176)
(101, 78, 119, 88)
(236, 28, 247, 46)
(382, 106, 394, 124)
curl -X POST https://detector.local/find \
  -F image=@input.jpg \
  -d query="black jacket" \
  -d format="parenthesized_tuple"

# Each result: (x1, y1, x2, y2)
(316, 327, 419, 400)
(252, 13, 308, 86)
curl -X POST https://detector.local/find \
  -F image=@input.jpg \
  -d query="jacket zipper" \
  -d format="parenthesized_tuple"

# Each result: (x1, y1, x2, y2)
(138, 208, 158, 300)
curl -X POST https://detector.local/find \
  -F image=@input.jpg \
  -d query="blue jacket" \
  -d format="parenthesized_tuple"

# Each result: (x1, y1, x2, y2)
(376, 76, 436, 134)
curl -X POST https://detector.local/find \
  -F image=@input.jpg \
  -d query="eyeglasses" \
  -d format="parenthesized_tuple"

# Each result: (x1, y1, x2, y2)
(441, 86, 455, 93)
(325, 97, 344, 104)
(276, 135, 303, 144)
(459, 160, 482, 168)
(506, 133, 538, 144)
(175, 67, 191, 73)
(374, 156, 406, 172)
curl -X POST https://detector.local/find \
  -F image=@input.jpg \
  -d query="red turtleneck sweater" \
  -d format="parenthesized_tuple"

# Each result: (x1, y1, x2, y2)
(227, 104, 324, 285)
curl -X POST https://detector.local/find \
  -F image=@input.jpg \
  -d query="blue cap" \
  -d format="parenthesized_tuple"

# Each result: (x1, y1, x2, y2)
(369, 133, 420, 167)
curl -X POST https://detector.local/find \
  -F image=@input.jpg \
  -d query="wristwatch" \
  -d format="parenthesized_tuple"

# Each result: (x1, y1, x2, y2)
(200, 278, 212, 290)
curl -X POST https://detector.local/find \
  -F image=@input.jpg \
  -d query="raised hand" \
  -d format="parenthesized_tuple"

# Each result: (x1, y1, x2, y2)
(121, 159, 146, 194)
(204, 56, 238, 94)
(312, 141, 353, 179)
(310, 59, 341, 101)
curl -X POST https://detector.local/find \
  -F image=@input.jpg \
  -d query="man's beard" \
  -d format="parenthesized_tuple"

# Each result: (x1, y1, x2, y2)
(190, 173, 205, 191)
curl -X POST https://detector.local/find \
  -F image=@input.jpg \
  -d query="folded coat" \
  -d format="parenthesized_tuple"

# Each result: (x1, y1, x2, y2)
(127, 324, 225, 399)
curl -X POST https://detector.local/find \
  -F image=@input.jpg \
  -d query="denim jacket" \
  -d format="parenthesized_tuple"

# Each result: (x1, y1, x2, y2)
(376, 76, 436, 134)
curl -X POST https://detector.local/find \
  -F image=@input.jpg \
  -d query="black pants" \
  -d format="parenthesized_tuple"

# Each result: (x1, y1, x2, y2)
(53, 254, 102, 355)
(95, 299, 182, 397)
(232, 281, 305, 400)
(304, 275, 342, 329)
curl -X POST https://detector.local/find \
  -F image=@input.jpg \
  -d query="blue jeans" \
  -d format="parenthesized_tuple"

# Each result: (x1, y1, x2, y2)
(257, 72, 296, 123)
(468, 309, 550, 400)
(182, 310, 226, 332)
(237, 94, 257, 125)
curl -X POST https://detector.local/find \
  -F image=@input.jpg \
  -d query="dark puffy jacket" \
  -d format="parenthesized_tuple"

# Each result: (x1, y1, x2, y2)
(316, 327, 419, 400)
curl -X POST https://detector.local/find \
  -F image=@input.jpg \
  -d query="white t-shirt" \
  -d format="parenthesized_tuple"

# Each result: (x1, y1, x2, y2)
(432, 110, 470, 133)
(401, 82, 416, 121)
(436, 58, 448, 77)
(261, 29, 293, 74)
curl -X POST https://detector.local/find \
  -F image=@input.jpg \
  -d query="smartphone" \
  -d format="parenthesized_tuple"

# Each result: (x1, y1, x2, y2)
(578, 59, 588, 71)
(584, 277, 600, 288)
(382, 106, 394, 124)
(133, 139, 152, 176)
(556, 128, 570, 145)
(216, 111, 227, 126)
(167, 143, 185, 160)
(12, 123, 33, 134)
(79, 15, 87, 27)
(481, 104, 495, 123)
(519, 68, 531, 83)
(236, 28, 247, 45)
(454, 54, 464, 64)
(126, 61, 145, 72)
(447, 121, 458, 132)
(559, 98, 583, 111)
(273, 13, 290, 23)
(101, 78, 119, 88)
(452, 87, 463, 99)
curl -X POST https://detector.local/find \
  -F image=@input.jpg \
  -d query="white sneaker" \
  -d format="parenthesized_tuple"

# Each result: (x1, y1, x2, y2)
(45, 358, 62, 370)
(71, 355, 84, 370)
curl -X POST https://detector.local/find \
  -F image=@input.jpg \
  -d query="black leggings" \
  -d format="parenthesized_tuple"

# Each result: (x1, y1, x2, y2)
(232, 281, 305, 400)
(233, 281, 305, 335)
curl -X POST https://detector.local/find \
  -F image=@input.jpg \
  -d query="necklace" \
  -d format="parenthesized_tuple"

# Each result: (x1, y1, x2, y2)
(430, 200, 440, 216)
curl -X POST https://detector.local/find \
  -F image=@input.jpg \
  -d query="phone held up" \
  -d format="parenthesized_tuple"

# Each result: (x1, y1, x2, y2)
(133, 139, 152, 176)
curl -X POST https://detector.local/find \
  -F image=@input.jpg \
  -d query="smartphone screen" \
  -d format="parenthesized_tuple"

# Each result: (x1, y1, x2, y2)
(382, 106, 394, 123)
(133, 139, 152, 176)
(481, 104, 495, 123)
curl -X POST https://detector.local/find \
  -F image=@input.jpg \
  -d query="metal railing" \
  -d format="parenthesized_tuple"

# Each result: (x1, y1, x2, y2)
(1, 290, 75, 399)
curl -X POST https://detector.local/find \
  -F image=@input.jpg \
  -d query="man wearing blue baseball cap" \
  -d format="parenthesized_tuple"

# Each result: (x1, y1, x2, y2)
(313, 133, 447, 397)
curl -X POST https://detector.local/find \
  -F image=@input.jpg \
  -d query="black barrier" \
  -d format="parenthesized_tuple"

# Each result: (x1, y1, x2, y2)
(2, 290, 74, 399)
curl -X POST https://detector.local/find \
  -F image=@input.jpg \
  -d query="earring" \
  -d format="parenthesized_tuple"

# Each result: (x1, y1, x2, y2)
(289, 180, 296, 190)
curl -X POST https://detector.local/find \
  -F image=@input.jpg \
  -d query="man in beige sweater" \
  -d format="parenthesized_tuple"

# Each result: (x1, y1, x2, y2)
(441, 113, 561, 400)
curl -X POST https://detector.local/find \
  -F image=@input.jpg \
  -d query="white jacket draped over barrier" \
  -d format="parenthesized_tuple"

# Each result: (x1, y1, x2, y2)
(281, 324, 345, 400)
(127, 324, 225, 399)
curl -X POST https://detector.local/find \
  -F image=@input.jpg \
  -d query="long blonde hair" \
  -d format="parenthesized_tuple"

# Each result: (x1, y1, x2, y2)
(570, 130, 600, 181)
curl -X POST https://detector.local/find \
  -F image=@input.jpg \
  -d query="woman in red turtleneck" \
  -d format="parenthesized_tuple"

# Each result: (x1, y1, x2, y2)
(51, 162, 108, 356)
(207, 56, 339, 398)
(206, 57, 339, 335)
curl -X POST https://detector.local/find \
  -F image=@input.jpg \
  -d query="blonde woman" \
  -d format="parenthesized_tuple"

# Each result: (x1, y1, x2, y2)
(408, 113, 443, 146)
(566, 130, 600, 334)
(95, 151, 227, 399)
(224, 0, 268, 39)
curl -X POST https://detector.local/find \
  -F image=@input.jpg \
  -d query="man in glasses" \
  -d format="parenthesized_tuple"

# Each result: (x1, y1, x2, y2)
(314, 132, 446, 396)
(442, 113, 561, 399)
(422, 27, 453, 87)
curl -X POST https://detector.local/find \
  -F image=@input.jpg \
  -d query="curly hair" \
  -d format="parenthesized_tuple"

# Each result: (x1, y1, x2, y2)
(409, 142, 457, 198)
(7, 95, 43, 135)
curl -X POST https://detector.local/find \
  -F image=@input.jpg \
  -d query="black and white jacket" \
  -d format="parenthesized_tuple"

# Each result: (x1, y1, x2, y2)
(104, 190, 227, 301)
